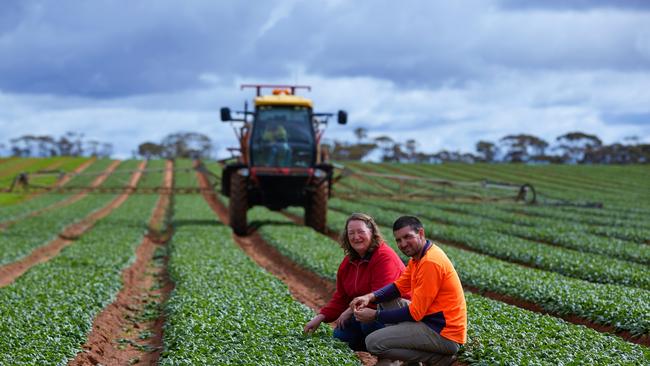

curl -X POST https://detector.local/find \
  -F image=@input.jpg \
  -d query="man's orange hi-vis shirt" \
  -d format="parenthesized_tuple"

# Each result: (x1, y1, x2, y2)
(393, 241, 467, 344)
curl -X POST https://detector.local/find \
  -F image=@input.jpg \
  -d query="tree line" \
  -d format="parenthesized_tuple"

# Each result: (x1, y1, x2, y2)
(1, 131, 215, 160)
(135, 132, 214, 159)
(1, 132, 113, 158)
(3, 129, 647, 164)
(326, 128, 650, 164)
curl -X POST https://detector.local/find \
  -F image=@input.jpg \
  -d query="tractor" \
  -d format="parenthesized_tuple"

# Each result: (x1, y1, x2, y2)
(220, 84, 347, 235)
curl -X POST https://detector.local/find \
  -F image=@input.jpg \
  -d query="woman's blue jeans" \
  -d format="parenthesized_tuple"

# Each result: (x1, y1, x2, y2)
(333, 316, 385, 352)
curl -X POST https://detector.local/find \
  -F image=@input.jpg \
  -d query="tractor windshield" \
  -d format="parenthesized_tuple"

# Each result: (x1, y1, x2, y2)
(251, 106, 315, 167)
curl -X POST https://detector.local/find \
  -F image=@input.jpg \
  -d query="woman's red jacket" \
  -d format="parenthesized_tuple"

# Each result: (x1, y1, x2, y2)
(319, 242, 407, 322)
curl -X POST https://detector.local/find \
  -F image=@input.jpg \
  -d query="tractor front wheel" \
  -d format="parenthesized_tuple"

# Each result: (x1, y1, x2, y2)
(305, 182, 328, 233)
(229, 172, 248, 235)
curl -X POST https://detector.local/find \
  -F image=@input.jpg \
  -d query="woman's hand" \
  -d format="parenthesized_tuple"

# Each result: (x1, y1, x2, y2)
(303, 314, 326, 334)
(353, 307, 376, 323)
(334, 307, 353, 329)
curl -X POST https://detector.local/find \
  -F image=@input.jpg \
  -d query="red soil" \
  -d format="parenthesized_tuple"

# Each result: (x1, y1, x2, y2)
(70, 160, 175, 365)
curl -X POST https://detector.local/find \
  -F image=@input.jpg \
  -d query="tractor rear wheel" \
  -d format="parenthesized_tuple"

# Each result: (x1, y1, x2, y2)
(305, 182, 328, 233)
(229, 172, 248, 235)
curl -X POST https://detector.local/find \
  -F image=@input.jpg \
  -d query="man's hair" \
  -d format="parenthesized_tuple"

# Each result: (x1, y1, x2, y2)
(393, 215, 424, 233)
(339, 212, 384, 260)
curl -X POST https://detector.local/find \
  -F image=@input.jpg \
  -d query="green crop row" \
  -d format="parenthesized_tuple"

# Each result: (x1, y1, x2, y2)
(429, 201, 650, 264)
(430, 223, 650, 290)
(432, 203, 650, 252)
(501, 204, 650, 232)
(0, 157, 86, 184)
(439, 239, 650, 336)
(249, 207, 344, 281)
(173, 159, 198, 188)
(351, 162, 595, 204)
(160, 194, 359, 365)
(0, 158, 115, 222)
(401, 156, 650, 208)
(346, 162, 519, 200)
(333, 198, 650, 290)
(0, 157, 91, 206)
(0, 160, 143, 266)
(327, 198, 650, 336)
(137, 159, 167, 188)
(462, 292, 650, 365)
(248, 205, 650, 364)
(0, 193, 159, 365)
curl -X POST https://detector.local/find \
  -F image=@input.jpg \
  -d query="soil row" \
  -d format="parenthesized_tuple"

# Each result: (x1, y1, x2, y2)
(71, 160, 175, 365)
(0, 161, 141, 287)
(0, 159, 117, 230)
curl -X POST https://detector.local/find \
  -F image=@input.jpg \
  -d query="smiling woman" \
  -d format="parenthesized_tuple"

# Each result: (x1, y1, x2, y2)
(303, 213, 408, 352)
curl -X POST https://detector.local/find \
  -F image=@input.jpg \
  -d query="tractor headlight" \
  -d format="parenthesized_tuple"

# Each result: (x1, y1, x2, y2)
(237, 168, 250, 177)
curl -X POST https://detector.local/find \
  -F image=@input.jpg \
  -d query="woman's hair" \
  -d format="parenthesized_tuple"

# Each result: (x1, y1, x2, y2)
(339, 213, 384, 260)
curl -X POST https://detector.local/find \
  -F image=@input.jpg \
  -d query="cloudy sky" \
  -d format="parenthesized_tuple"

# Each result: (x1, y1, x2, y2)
(1, 0, 649, 158)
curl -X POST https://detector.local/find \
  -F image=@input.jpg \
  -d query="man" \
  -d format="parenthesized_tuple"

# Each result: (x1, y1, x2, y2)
(351, 216, 466, 366)
(262, 122, 291, 166)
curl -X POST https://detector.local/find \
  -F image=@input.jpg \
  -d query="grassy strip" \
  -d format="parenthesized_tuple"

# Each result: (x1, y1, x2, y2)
(160, 194, 359, 365)
(0, 193, 159, 364)
(328, 198, 650, 336)
(242, 205, 650, 364)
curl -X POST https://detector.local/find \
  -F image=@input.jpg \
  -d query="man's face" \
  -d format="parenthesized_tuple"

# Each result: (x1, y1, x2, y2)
(393, 226, 425, 258)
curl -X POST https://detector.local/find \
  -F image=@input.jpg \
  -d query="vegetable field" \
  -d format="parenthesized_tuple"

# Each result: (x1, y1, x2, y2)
(0, 158, 648, 365)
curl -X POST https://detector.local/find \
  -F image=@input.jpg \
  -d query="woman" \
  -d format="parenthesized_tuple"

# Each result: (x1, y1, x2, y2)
(303, 213, 407, 351)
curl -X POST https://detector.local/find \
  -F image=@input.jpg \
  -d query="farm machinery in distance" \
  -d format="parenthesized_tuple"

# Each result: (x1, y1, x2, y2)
(220, 84, 347, 235)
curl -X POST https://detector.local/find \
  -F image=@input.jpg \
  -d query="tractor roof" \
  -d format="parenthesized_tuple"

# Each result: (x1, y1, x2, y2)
(254, 90, 313, 108)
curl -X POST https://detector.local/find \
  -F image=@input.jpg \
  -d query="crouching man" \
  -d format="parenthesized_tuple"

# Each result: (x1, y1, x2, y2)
(351, 216, 466, 366)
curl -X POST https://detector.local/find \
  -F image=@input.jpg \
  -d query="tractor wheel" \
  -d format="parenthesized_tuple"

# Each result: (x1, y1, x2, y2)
(229, 172, 248, 235)
(305, 182, 328, 233)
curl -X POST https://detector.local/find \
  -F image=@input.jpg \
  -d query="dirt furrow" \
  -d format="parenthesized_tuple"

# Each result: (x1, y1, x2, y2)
(0, 160, 119, 230)
(198, 170, 398, 366)
(53, 158, 97, 187)
(70, 160, 175, 366)
(196, 169, 335, 309)
(0, 161, 143, 288)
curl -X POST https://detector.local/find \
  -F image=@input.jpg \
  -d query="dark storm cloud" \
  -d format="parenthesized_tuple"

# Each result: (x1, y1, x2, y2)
(0, 1, 274, 97)
(245, 1, 650, 86)
(0, 0, 649, 100)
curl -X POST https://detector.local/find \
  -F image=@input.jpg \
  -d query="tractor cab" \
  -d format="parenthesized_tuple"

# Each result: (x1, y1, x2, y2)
(220, 84, 347, 235)
(250, 95, 315, 168)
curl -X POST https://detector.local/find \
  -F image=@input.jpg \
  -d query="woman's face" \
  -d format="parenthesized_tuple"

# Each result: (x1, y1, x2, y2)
(347, 220, 372, 257)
